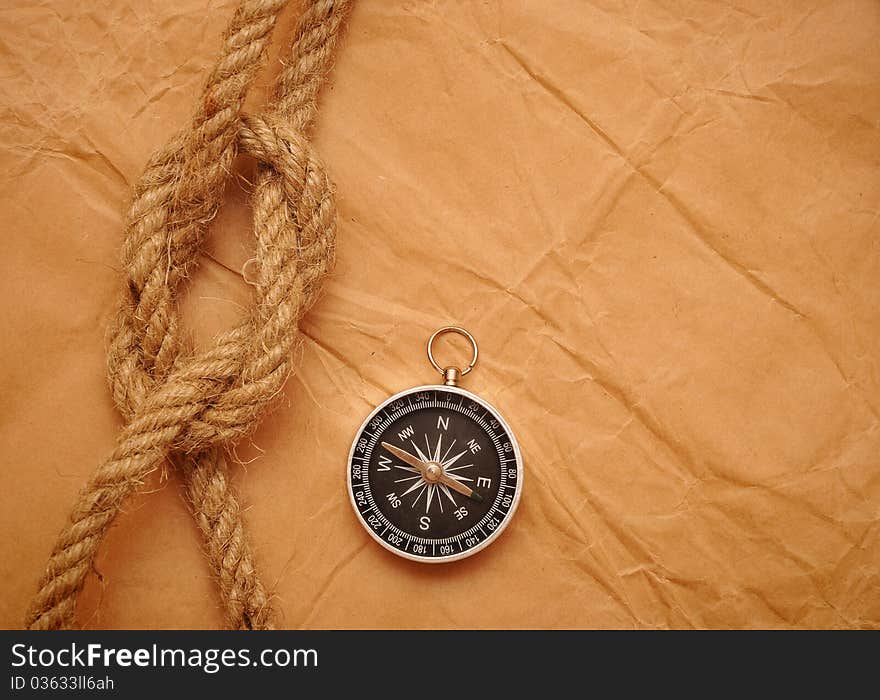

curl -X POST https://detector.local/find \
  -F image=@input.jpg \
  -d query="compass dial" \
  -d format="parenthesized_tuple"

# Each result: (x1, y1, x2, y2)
(347, 385, 522, 562)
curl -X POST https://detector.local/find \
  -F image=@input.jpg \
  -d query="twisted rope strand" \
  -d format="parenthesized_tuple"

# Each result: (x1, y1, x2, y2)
(184, 448, 273, 630)
(26, 0, 353, 630)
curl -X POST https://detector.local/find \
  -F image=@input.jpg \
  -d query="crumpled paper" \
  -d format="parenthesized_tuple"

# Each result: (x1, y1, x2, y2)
(1, 0, 878, 629)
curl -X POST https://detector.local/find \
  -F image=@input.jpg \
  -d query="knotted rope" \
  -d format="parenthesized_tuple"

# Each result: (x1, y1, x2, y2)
(25, 0, 353, 630)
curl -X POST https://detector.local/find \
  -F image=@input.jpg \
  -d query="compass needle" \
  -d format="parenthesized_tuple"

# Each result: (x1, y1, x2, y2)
(382, 442, 428, 475)
(393, 464, 419, 473)
(348, 328, 521, 561)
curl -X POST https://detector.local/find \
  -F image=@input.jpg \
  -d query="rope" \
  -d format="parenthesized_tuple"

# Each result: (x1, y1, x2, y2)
(25, 0, 353, 630)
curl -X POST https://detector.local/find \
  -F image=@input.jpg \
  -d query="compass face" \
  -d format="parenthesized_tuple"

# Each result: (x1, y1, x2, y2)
(347, 385, 522, 562)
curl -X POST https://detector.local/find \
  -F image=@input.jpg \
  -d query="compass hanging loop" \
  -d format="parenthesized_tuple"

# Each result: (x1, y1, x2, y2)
(427, 326, 479, 385)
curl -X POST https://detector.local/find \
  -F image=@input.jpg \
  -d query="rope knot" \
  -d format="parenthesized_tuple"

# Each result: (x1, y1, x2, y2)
(109, 107, 338, 455)
(239, 112, 318, 186)
(26, 0, 352, 631)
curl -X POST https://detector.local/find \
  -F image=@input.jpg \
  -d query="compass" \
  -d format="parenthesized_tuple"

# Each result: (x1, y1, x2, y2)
(347, 327, 523, 562)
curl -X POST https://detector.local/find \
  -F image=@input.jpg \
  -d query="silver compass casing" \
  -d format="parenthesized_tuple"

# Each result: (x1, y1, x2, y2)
(346, 384, 523, 563)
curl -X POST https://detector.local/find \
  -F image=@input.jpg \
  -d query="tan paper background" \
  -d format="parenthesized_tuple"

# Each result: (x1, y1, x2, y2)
(1, 0, 879, 629)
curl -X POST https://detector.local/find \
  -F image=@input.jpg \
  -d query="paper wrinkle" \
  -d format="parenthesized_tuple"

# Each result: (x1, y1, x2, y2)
(500, 33, 880, 435)
(1, 0, 878, 629)
(507, 41, 813, 318)
(497, 35, 826, 333)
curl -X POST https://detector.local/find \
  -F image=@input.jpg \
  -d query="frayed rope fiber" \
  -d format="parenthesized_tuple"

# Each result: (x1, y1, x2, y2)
(25, 0, 353, 630)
